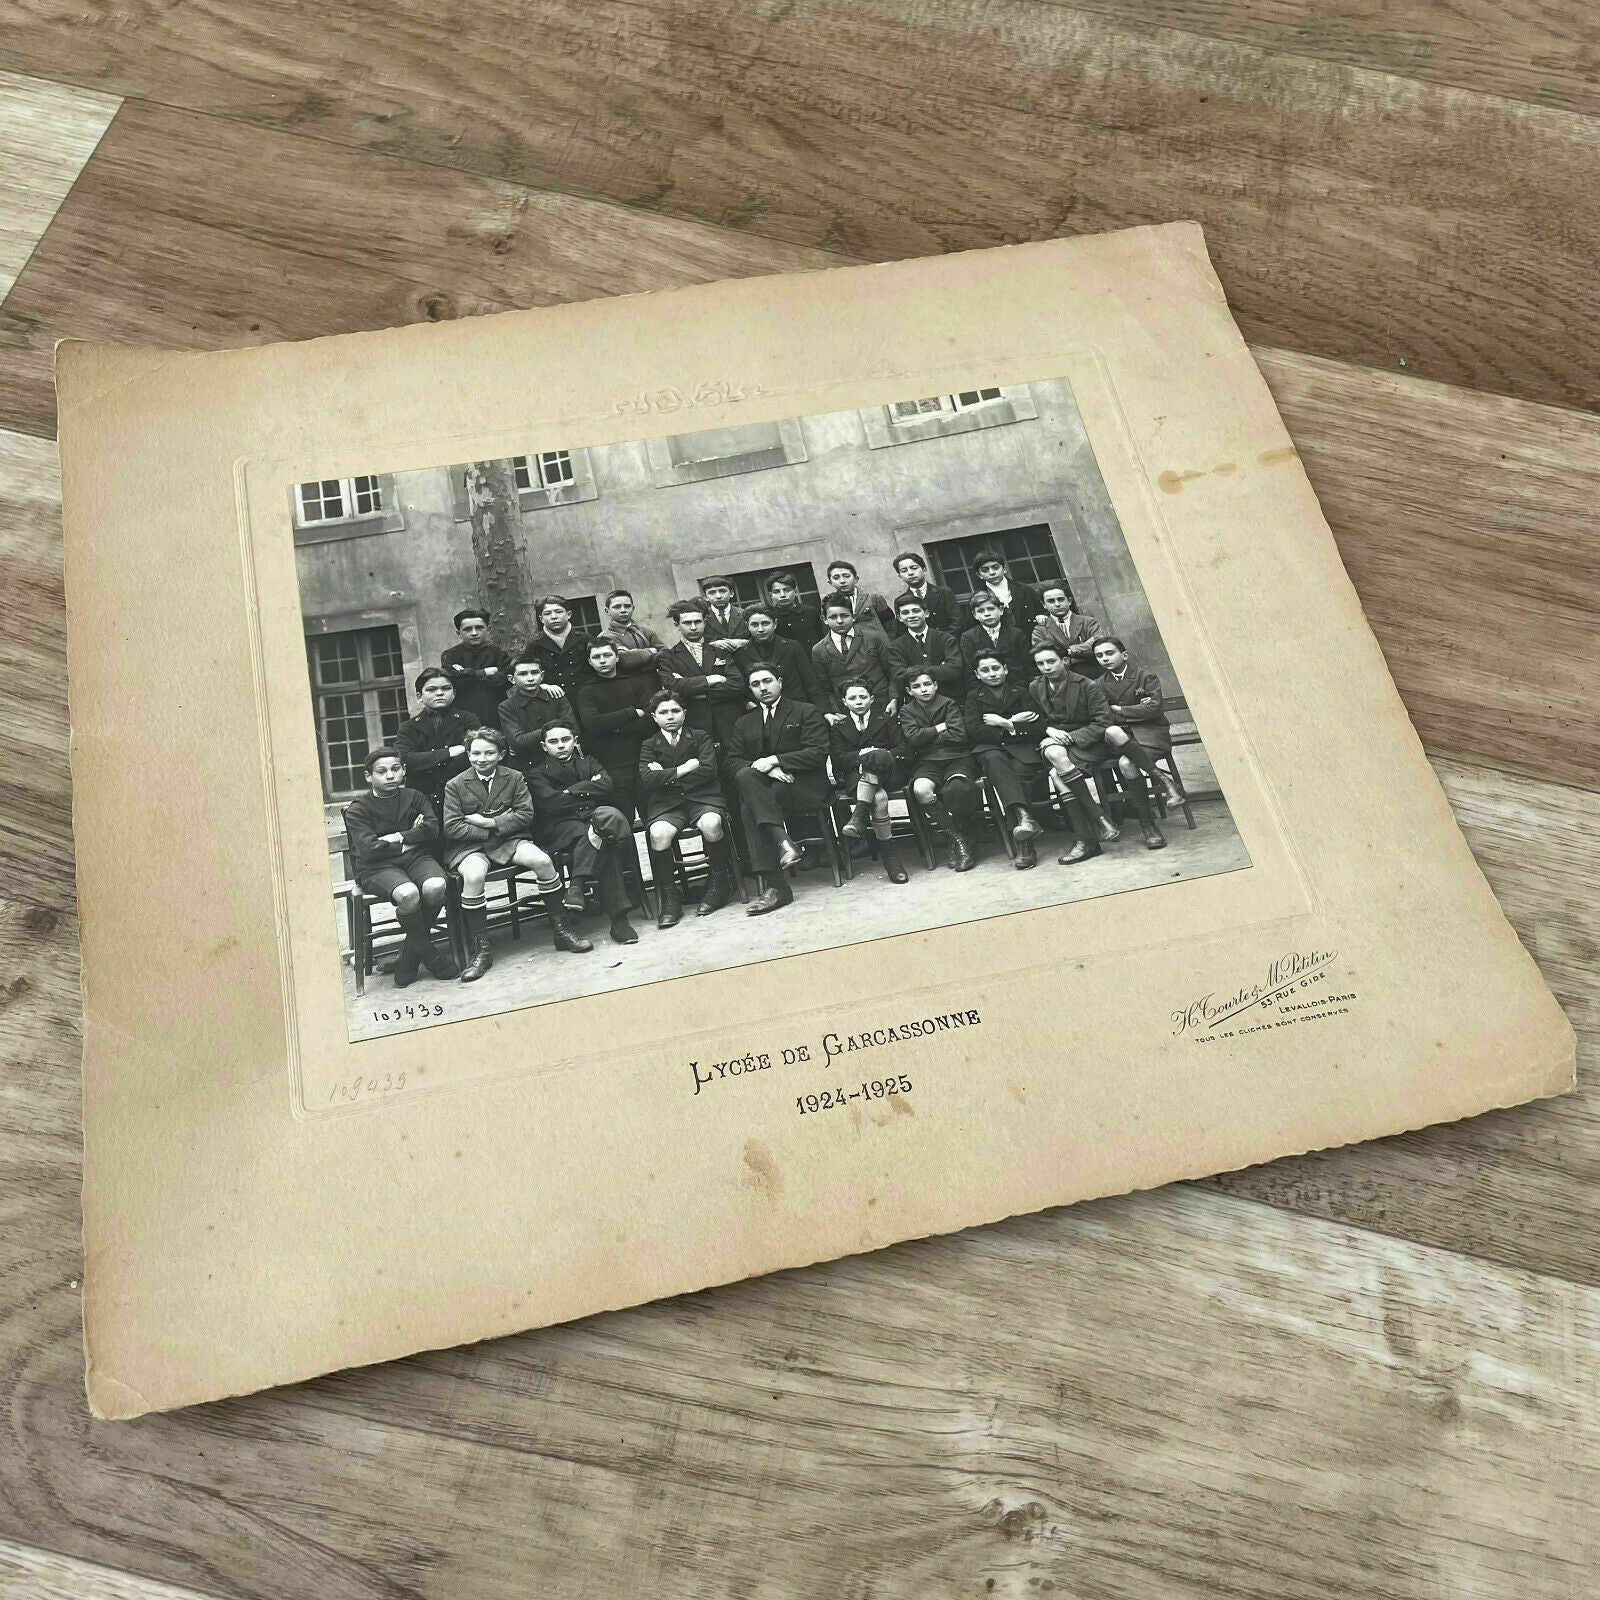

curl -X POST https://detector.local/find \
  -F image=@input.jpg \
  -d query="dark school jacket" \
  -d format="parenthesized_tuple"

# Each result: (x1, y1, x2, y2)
(656, 641, 747, 743)
(526, 752, 617, 826)
(392, 706, 477, 797)
(890, 581, 962, 637)
(827, 705, 903, 785)
(440, 640, 514, 726)
(959, 621, 1034, 685)
(1098, 659, 1169, 727)
(963, 681, 1046, 760)
(898, 693, 971, 762)
(749, 635, 822, 704)
(598, 618, 670, 675)
(702, 602, 750, 661)
(826, 587, 896, 636)
(343, 787, 441, 874)
(499, 685, 575, 766)
(573, 673, 656, 770)
(771, 602, 825, 651)
(810, 627, 895, 707)
(887, 626, 963, 693)
(522, 628, 593, 697)
(638, 727, 725, 815)
(725, 698, 832, 809)
(1031, 612, 1105, 678)
(1028, 672, 1113, 752)
(969, 578, 1045, 634)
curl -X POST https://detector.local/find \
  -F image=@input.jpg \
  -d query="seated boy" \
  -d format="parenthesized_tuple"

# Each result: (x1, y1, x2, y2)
(525, 718, 640, 946)
(499, 653, 572, 772)
(831, 678, 909, 884)
(343, 748, 459, 985)
(898, 668, 979, 872)
(441, 607, 512, 726)
(964, 650, 1046, 870)
(1093, 635, 1183, 847)
(1028, 642, 1120, 865)
(638, 690, 737, 926)
(392, 668, 476, 811)
(443, 727, 593, 981)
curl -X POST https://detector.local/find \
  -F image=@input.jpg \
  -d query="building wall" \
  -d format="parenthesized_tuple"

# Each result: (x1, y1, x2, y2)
(294, 378, 1180, 710)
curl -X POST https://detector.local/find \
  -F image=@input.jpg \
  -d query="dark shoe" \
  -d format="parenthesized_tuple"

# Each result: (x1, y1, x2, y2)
(839, 802, 872, 839)
(609, 915, 639, 945)
(392, 945, 421, 988)
(947, 829, 976, 872)
(1012, 808, 1042, 841)
(696, 872, 734, 916)
(657, 893, 684, 929)
(551, 915, 594, 954)
(1015, 837, 1037, 871)
(747, 883, 794, 916)
(777, 835, 804, 870)
(562, 881, 588, 915)
(1096, 814, 1121, 843)
(421, 941, 459, 980)
(880, 842, 909, 884)
(458, 937, 493, 982)
(1142, 822, 1167, 850)
(1058, 840, 1100, 866)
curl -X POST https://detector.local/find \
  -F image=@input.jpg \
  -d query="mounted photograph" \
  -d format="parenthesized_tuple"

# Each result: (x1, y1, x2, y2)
(292, 376, 1250, 1042)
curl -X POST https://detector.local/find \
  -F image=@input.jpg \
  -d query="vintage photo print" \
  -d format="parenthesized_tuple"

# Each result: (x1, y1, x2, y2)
(291, 377, 1250, 1042)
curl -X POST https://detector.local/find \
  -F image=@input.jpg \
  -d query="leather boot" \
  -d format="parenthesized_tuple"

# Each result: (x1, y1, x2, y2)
(1141, 821, 1167, 850)
(746, 879, 794, 916)
(1014, 835, 1038, 871)
(609, 913, 639, 944)
(1057, 795, 1102, 865)
(406, 915, 458, 980)
(839, 801, 873, 839)
(542, 889, 594, 953)
(697, 870, 734, 916)
(457, 904, 493, 982)
(650, 848, 683, 928)
(879, 839, 909, 883)
(1011, 806, 1042, 841)
(391, 935, 421, 988)
(947, 824, 976, 872)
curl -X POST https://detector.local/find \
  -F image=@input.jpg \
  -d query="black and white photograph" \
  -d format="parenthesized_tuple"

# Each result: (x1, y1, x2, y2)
(294, 378, 1249, 1040)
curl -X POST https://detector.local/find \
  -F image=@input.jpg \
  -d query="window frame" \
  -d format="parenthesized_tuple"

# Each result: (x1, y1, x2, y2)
(293, 475, 385, 529)
(306, 624, 409, 799)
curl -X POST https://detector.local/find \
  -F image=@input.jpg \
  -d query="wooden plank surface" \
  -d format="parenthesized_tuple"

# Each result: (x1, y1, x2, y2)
(0, 882, 1594, 1597)
(0, 1538, 221, 1600)
(1, 0, 1597, 1590)
(0, 70, 117, 302)
(5, 1, 1600, 411)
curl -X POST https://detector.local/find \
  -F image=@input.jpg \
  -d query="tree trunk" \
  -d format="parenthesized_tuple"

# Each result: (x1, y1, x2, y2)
(462, 460, 535, 650)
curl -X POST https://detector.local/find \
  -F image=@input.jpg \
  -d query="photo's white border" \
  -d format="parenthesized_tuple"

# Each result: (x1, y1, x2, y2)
(237, 352, 1318, 1120)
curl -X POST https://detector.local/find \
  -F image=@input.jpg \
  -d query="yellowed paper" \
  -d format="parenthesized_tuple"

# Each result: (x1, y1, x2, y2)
(57, 222, 1574, 1418)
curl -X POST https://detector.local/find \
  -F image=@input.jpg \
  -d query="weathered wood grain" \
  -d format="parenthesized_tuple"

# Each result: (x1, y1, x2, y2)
(0, 1537, 222, 1600)
(0, 70, 117, 302)
(5, 0, 1600, 411)
(0, 430, 70, 910)
(0, 100, 836, 438)
(1, 884, 1594, 1598)
(1208, 756, 1600, 1282)
(1041, 0, 1600, 116)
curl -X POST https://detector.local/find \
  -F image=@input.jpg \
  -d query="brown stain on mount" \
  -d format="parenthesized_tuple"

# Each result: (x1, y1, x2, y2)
(1158, 461, 1240, 493)
(742, 1140, 782, 1202)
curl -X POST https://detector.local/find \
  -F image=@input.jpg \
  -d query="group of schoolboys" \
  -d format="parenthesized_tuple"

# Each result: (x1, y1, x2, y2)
(344, 550, 1186, 990)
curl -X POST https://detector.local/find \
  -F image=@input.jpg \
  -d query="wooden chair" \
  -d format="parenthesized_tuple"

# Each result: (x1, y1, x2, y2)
(660, 822, 750, 906)
(829, 786, 936, 871)
(752, 804, 849, 891)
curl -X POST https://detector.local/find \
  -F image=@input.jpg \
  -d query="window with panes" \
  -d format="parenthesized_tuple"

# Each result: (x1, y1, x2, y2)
(926, 525, 1065, 600)
(306, 625, 408, 797)
(711, 563, 822, 613)
(294, 475, 384, 526)
(512, 452, 575, 491)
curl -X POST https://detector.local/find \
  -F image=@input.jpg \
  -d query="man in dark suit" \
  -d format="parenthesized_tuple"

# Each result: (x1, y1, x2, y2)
(890, 551, 962, 637)
(887, 595, 963, 694)
(725, 661, 831, 916)
(656, 598, 748, 751)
